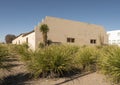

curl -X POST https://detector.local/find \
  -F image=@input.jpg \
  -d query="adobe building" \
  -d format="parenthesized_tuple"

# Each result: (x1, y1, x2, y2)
(12, 16, 108, 50)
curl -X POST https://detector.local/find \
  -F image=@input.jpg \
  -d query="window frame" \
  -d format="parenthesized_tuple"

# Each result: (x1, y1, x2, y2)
(67, 37, 75, 43)
(90, 39, 96, 44)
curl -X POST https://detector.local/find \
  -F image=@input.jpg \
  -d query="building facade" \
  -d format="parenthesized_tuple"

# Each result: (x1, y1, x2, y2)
(12, 30, 35, 50)
(107, 30, 120, 46)
(12, 16, 108, 50)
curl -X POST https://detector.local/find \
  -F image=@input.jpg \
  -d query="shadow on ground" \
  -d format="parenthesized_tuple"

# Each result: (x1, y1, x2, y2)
(4, 64, 23, 69)
(55, 71, 95, 85)
(5, 57, 18, 62)
(0, 73, 33, 85)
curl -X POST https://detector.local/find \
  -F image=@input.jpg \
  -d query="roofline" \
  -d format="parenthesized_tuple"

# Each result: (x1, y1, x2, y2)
(22, 30, 34, 37)
(13, 30, 35, 40)
(45, 16, 104, 28)
(107, 30, 120, 32)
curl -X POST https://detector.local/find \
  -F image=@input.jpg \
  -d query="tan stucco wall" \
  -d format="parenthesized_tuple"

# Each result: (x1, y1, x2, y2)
(35, 16, 108, 49)
(34, 26, 43, 49)
(13, 16, 108, 50)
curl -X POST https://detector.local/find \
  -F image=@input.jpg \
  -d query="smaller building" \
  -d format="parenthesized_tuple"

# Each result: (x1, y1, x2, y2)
(107, 30, 120, 46)
(12, 30, 35, 50)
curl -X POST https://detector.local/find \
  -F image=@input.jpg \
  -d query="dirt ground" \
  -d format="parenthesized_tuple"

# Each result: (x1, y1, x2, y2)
(25, 72, 111, 85)
(0, 56, 112, 85)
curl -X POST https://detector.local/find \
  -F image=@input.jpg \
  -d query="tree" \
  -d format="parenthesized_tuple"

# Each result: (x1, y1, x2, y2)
(40, 24, 49, 46)
(5, 34, 16, 44)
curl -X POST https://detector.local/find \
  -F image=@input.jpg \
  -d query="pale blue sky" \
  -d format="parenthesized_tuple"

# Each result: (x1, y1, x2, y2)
(0, 0, 120, 42)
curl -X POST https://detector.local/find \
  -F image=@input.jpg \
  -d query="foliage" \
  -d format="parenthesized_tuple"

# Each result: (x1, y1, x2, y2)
(98, 45, 120, 84)
(39, 24, 49, 46)
(0, 44, 9, 68)
(38, 42, 45, 48)
(76, 46, 98, 71)
(28, 45, 79, 78)
(13, 43, 32, 61)
(4, 43, 120, 84)
(5, 34, 16, 44)
(40, 24, 49, 33)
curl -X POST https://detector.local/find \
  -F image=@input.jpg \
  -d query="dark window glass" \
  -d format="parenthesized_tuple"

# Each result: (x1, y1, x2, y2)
(26, 37, 28, 43)
(71, 38, 75, 42)
(90, 39, 96, 44)
(67, 38, 75, 43)
(67, 38, 70, 42)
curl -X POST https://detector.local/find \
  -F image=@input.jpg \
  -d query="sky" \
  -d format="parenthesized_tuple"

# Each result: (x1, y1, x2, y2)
(0, 0, 120, 42)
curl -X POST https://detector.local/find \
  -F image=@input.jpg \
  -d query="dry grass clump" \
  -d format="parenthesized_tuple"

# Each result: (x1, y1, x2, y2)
(0, 44, 9, 68)
(27, 45, 80, 78)
(7, 43, 120, 84)
(98, 45, 120, 84)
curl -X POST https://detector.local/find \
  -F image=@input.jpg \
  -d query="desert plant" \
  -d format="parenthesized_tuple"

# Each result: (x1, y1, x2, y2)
(39, 24, 49, 46)
(0, 44, 9, 68)
(14, 43, 32, 62)
(38, 42, 45, 48)
(98, 45, 120, 84)
(28, 45, 79, 78)
(76, 46, 98, 71)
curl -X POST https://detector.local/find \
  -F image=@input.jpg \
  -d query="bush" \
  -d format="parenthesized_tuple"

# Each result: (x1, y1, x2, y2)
(38, 43, 45, 48)
(0, 44, 9, 68)
(98, 45, 120, 84)
(14, 43, 32, 61)
(75, 46, 98, 71)
(28, 45, 80, 78)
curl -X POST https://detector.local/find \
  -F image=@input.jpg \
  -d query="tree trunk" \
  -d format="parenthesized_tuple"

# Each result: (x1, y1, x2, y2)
(43, 33, 47, 46)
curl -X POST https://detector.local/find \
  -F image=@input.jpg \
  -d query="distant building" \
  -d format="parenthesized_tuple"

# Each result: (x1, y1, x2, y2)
(12, 16, 108, 50)
(107, 30, 120, 46)
(12, 30, 35, 50)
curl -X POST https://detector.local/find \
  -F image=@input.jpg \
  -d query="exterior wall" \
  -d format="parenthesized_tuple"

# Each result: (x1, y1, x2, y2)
(35, 16, 108, 48)
(12, 32, 35, 50)
(35, 26, 43, 49)
(22, 32, 35, 50)
(12, 34, 24, 44)
(13, 16, 108, 50)
(107, 30, 120, 46)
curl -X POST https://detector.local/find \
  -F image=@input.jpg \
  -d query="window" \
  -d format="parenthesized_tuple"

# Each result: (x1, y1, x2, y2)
(118, 32, 120, 36)
(26, 37, 28, 43)
(67, 38, 75, 43)
(67, 38, 71, 42)
(19, 40, 20, 44)
(90, 39, 96, 44)
(112, 40, 116, 44)
(71, 38, 75, 42)
(118, 40, 120, 44)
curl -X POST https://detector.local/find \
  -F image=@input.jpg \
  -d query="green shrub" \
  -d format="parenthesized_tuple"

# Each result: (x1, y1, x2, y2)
(38, 43, 45, 48)
(14, 43, 32, 61)
(0, 44, 9, 68)
(28, 45, 79, 78)
(98, 45, 120, 84)
(76, 46, 98, 71)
